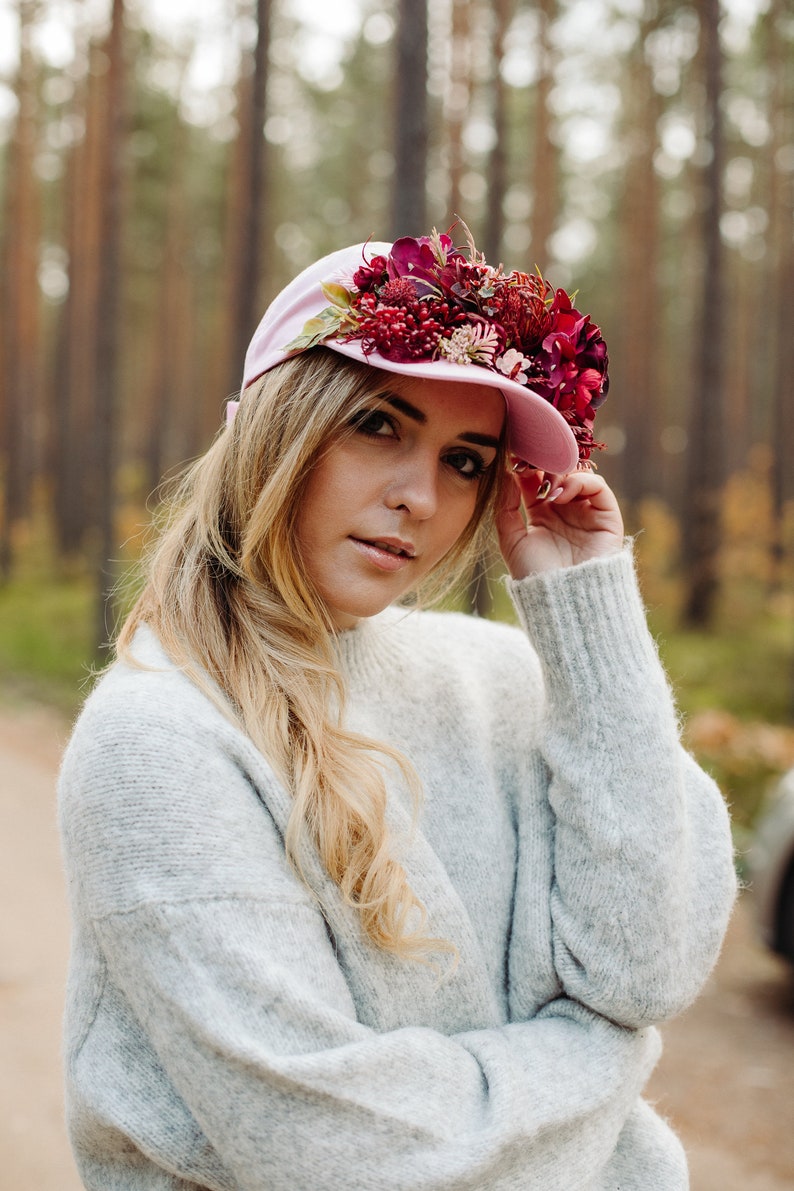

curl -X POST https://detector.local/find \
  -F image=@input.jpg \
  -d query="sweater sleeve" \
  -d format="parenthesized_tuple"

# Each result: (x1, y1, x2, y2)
(60, 691, 660, 1191)
(506, 546, 737, 1028)
(89, 902, 659, 1191)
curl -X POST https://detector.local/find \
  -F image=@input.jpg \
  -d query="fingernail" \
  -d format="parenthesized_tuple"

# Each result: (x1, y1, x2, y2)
(548, 486, 564, 502)
(512, 459, 530, 474)
(537, 479, 552, 499)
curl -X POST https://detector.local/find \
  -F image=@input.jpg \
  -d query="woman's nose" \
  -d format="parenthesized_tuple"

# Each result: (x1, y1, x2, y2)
(384, 456, 438, 519)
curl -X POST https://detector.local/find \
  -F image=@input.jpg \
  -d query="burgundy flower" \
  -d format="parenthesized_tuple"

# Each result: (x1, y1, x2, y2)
(576, 321, 610, 410)
(488, 274, 553, 353)
(352, 254, 389, 293)
(379, 277, 419, 308)
(529, 288, 609, 430)
(387, 235, 466, 297)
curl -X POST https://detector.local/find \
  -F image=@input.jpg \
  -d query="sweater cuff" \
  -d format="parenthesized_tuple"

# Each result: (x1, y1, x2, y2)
(505, 544, 666, 708)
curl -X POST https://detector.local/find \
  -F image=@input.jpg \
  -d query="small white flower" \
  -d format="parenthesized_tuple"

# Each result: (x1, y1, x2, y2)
(438, 323, 500, 366)
(496, 348, 531, 384)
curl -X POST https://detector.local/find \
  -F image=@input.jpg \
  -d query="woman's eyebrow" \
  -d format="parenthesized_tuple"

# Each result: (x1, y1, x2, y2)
(383, 394, 426, 423)
(382, 394, 500, 449)
(459, 432, 500, 449)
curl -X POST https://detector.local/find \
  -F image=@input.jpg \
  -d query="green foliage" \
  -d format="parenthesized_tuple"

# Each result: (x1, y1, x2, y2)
(652, 606, 792, 724)
(651, 603, 794, 832)
(0, 567, 96, 715)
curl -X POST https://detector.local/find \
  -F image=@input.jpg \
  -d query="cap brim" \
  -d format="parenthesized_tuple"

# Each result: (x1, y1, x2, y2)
(325, 340, 579, 475)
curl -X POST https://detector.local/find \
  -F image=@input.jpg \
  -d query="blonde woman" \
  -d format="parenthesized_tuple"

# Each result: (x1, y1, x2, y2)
(59, 230, 735, 1190)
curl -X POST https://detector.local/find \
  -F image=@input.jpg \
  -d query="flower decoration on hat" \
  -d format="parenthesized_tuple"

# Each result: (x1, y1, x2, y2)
(284, 225, 609, 463)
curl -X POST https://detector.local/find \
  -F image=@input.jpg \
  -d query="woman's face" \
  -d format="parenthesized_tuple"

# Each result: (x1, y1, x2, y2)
(295, 373, 505, 629)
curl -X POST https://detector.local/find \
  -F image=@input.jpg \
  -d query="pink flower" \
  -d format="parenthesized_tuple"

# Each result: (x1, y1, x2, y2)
(496, 348, 532, 385)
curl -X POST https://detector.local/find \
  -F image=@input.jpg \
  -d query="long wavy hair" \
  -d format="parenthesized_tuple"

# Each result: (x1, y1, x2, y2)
(118, 347, 509, 957)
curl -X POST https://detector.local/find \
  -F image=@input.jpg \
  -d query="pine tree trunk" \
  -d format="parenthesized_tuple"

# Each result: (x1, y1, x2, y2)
(530, 0, 557, 271)
(616, 8, 663, 516)
(392, 0, 428, 236)
(767, 0, 794, 589)
(52, 33, 104, 561)
(228, 0, 271, 394)
(92, 0, 126, 649)
(682, 0, 725, 626)
(445, 0, 470, 223)
(142, 58, 195, 492)
(483, 0, 510, 264)
(0, 0, 40, 580)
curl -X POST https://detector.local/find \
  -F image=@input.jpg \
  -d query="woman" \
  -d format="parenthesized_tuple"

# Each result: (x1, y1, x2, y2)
(59, 229, 736, 1190)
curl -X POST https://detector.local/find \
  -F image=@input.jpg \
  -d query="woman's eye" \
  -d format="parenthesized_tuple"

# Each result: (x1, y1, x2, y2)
(445, 450, 487, 479)
(351, 409, 397, 438)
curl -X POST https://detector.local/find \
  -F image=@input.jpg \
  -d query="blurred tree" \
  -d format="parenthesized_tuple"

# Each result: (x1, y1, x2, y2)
(483, 0, 512, 263)
(446, 0, 471, 223)
(392, 0, 428, 235)
(766, 0, 794, 589)
(615, 6, 663, 517)
(92, 0, 127, 647)
(529, 0, 556, 272)
(226, 0, 272, 395)
(0, 0, 41, 580)
(140, 54, 193, 498)
(682, 0, 726, 626)
(53, 28, 104, 561)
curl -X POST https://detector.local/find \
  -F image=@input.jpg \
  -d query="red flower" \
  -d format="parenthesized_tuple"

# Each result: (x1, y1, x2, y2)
(525, 288, 608, 426)
(352, 254, 389, 293)
(379, 277, 419, 308)
(488, 273, 553, 352)
(387, 234, 466, 297)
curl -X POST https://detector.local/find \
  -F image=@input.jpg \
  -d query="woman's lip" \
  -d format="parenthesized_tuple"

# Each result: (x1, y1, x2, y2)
(350, 537, 416, 572)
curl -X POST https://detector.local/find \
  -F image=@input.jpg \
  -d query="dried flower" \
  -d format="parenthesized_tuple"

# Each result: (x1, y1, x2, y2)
(438, 322, 501, 366)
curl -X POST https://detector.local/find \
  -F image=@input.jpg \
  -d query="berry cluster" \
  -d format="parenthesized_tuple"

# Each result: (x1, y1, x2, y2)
(353, 292, 466, 363)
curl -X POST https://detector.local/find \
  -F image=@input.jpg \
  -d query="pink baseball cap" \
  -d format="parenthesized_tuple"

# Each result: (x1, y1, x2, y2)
(240, 239, 606, 474)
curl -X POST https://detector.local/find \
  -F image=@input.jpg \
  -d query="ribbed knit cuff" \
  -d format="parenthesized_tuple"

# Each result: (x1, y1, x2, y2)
(505, 544, 666, 711)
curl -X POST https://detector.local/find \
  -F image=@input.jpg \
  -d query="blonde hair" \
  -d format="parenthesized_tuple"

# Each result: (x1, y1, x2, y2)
(119, 348, 508, 957)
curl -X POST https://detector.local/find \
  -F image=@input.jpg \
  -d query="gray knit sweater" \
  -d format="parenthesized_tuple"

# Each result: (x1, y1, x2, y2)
(58, 549, 736, 1190)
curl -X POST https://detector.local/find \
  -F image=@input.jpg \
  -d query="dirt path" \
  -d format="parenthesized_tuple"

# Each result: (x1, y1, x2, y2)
(0, 705, 82, 1191)
(1, 704, 793, 1190)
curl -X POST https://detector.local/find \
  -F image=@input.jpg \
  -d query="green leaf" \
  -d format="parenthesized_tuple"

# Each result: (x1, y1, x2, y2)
(282, 307, 345, 353)
(321, 281, 354, 309)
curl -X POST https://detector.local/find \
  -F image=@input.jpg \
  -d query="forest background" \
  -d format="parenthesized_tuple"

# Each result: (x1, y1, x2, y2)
(0, 0, 793, 842)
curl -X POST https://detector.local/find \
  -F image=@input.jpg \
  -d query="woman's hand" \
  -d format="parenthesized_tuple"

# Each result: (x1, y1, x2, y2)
(495, 466, 624, 580)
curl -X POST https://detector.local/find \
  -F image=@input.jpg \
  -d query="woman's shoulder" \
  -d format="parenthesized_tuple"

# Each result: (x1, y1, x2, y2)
(61, 625, 239, 786)
(57, 626, 293, 914)
(81, 625, 227, 721)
